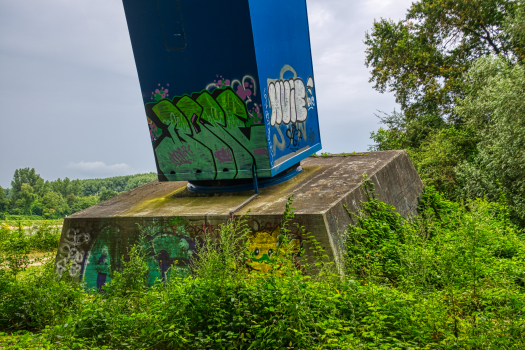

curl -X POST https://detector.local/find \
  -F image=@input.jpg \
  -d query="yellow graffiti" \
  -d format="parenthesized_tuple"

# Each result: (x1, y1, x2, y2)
(247, 226, 300, 273)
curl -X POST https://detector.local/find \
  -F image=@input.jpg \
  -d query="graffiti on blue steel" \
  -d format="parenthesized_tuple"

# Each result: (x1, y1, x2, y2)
(262, 88, 274, 165)
(145, 75, 270, 181)
(206, 75, 263, 125)
(286, 123, 303, 149)
(267, 65, 316, 157)
(148, 117, 162, 142)
(308, 128, 315, 145)
(168, 145, 194, 167)
(151, 83, 170, 102)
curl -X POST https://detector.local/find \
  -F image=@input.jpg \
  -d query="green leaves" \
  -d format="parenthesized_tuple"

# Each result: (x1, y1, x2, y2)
(365, 1, 525, 206)
(365, 0, 518, 123)
(3, 186, 525, 348)
(451, 56, 525, 223)
(343, 182, 525, 347)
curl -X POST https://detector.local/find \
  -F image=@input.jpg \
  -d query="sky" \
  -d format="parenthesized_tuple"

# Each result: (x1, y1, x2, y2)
(0, 0, 414, 188)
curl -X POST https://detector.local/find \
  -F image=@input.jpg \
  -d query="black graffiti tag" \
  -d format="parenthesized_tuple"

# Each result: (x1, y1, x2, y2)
(286, 124, 303, 148)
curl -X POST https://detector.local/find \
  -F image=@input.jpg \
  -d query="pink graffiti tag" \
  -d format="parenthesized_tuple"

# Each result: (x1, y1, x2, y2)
(236, 81, 253, 101)
(213, 76, 231, 89)
(168, 146, 193, 166)
(148, 117, 162, 142)
(214, 148, 233, 163)
(253, 148, 268, 156)
(249, 104, 263, 124)
(151, 83, 170, 102)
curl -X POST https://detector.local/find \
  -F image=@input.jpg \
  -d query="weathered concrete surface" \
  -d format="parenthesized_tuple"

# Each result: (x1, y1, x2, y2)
(56, 150, 423, 289)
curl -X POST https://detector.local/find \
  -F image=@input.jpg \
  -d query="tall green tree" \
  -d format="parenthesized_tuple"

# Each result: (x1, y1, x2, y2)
(17, 183, 37, 215)
(71, 195, 99, 213)
(98, 187, 119, 202)
(365, 0, 519, 148)
(10, 168, 46, 202)
(454, 56, 525, 221)
(50, 177, 82, 198)
(41, 192, 69, 217)
(0, 186, 9, 213)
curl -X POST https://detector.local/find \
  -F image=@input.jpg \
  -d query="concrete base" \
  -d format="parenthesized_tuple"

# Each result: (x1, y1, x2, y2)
(55, 150, 423, 289)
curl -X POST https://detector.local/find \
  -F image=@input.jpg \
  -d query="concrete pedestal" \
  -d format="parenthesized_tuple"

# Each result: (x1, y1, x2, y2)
(55, 150, 423, 289)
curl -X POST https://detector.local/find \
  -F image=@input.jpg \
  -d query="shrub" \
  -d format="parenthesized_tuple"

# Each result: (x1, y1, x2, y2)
(2, 189, 525, 349)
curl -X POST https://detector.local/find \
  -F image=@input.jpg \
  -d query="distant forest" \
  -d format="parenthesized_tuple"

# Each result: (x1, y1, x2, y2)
(0, 169, 157, 219)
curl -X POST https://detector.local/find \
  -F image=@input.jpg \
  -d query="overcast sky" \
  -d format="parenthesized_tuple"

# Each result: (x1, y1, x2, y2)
(0, 0, 413, 188)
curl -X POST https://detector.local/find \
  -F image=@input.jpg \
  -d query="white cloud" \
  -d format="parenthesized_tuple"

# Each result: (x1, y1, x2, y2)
(67, 161, 133, 178)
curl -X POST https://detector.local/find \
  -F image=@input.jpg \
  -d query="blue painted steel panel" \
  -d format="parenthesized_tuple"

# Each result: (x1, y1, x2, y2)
(122, 0, 321, 181)
(248, 0, 321, 176)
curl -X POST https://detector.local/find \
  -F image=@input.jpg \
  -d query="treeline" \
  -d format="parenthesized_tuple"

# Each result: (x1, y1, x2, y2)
(0, 169, 157, 219)
(366, 0, 525, 226)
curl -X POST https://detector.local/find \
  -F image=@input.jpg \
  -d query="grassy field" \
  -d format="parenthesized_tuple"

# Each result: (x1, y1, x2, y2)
(1, 219, 63, 229)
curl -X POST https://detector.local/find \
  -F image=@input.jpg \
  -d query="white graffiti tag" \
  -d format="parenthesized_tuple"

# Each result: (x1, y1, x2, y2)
(55, 228, 91, 277)
(267, 65, 315, 127)
(306, 77, 315, 110)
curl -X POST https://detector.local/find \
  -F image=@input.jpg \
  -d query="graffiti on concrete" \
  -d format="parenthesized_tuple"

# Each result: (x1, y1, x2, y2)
(148, 75, 270, 181)
(267, 65, 315, 155)
(247, 220, 302, 273)
(57, 217, 309, 290)
(83, 225, 124, 292)
(55, 228, 91, 277)
(144, 230, 202, 284)
(67, 218, 213, 291)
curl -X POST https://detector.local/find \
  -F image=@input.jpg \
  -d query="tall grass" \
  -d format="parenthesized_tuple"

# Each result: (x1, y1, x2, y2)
(1, 188, 525, 349)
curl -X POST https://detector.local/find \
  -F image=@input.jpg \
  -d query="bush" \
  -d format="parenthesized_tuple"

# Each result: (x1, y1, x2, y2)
(0, 221, 61, 254)
(2, 189, 525, 349)
(408, 127, 478, 199)
(0, 259, 84, 331)
(343, 184, 525, 347)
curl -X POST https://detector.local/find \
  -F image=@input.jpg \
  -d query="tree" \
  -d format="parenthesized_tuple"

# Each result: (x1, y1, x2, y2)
(41, 192, 69, 217)
(123, 173, 157, 191)
(408, 127, 478, 198)
(17, 183, 37, 215)
(365, 0, 519, 146)
(10, 168, 46, 202)
(0, 187, 9, 213)
(99, 187, 119, 202)
(51, 177, 82, 198)
(454, 56, 525, 221)
(71, 195, 99, 213)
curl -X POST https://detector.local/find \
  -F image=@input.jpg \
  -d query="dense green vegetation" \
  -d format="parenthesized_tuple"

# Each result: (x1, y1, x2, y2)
(366, 0, 525, 225)
(0, 170, 156, 219)
(1, 187, 525, 349)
